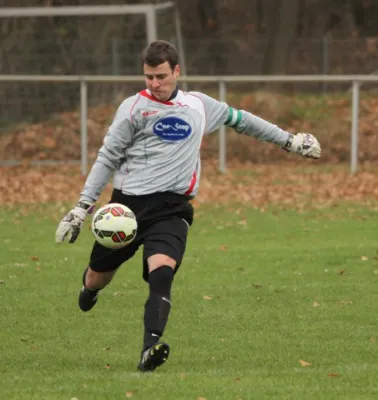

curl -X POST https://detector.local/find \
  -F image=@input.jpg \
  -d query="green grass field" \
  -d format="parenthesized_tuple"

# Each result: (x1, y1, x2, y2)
(1, 204, 378, 400)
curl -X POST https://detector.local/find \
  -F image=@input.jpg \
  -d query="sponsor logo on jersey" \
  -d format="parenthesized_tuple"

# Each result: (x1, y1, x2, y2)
(142, 110, 159, 117)
(153, 117, 192, 141)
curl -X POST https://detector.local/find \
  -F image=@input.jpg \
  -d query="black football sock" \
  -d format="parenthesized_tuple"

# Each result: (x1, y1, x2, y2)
(143, 266, 174, 351)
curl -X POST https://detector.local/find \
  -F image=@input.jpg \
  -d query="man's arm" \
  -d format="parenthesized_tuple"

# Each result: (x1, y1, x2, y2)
(55, 99, 136, 244)
(191, 91, 321, 159)
(225, 107, 289, 146)
(227, 107, 321, 158)
(79, 116, 135, 203)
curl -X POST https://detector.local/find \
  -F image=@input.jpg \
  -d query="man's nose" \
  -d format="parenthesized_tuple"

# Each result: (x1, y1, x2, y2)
(151, 78, 160, 89)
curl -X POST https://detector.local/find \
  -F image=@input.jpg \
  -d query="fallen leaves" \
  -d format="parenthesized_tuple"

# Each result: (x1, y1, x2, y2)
(2, 162, 378, 208)
(328, 372, 340, 377)
(1, 91, 378, 207)
(299, 359, 312, 367)
(3, 94, 378, 168)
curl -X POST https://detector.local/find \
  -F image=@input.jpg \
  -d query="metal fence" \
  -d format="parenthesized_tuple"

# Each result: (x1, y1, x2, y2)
(2, 5, 378, 77)
(0, 74, 375, 175)
(2, 37, 378, 77)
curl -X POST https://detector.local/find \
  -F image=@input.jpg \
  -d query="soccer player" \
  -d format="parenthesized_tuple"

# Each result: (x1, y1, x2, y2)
(55, 40, 321, 372)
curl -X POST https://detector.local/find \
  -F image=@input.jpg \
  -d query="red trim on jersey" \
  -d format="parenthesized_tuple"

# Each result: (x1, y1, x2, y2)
(139, 90, 175, 106)
(184, 171, 197, 196)
(130, 93, 141, 124)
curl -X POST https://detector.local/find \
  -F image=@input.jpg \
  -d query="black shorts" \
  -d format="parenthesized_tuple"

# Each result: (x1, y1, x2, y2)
(88, 190, 194, 281)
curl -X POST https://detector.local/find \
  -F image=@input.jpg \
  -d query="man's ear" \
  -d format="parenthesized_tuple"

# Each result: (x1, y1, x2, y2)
(174, 64, 181, 78)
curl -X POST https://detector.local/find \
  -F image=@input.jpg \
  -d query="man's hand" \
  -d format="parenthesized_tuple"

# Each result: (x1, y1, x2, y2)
(283, 133, 321, 159)
(55, 201, 94, 244)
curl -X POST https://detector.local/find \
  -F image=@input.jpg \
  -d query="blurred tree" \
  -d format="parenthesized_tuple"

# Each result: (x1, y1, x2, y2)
(262, 0, 301, 74)
(195, 0, 228, 74)
(1, 0, 377, 77)
(352, 0, 378, 36)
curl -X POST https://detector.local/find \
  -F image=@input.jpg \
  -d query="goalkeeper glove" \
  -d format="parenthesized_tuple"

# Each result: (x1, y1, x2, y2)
(55, 201, 94, 244)
(283, 133, 321, 159)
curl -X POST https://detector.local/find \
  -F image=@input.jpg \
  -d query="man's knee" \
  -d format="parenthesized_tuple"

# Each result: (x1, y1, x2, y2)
(147, 254, 176, 274)
(147, 265, 174, 296)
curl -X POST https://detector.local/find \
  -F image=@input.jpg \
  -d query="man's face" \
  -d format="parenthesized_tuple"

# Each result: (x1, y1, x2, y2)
(144, 61, 180, 102)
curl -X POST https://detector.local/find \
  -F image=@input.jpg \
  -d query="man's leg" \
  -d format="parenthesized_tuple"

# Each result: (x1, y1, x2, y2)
(79, 267, 117, 312)
(85, 267, 117, 289)
(143, 254, 176, 350)
(137, 254, 175, 372)
(137, 214, 191, 372)
(79, 236, 139, 312)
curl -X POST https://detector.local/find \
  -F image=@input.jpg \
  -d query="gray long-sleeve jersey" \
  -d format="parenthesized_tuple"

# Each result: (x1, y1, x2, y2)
(80, 89, 290, 202)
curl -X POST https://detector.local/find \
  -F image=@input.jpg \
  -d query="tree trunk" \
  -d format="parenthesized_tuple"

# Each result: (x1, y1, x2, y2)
(263, 0, 301, 74)
(196, 0, 228, 74)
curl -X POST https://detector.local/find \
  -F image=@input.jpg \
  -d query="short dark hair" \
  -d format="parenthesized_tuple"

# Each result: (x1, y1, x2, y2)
(141, 40, 178, 70)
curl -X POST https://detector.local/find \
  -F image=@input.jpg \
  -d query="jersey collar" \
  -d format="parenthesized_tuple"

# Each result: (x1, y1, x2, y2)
(140, 85, 179, 105)
(168, 85, 179, 100)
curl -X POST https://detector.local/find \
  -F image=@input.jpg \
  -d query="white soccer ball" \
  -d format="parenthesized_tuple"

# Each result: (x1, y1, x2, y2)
(91, 203, 137, 249)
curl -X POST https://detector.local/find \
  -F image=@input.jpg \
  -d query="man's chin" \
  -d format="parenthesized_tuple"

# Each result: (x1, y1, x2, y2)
(153, 92, 169, 102)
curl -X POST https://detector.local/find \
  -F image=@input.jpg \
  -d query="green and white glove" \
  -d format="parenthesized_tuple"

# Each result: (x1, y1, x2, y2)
(55, 201, 94, 244)
(283, 133, 321, 159)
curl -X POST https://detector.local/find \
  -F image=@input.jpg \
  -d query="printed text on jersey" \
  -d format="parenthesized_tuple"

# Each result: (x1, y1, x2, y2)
(152, 117, 193, 142)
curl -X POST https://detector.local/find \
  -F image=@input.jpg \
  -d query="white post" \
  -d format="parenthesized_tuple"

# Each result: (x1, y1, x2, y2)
(174, 7, 188, 91)
(146, 5, 157, 44)
(351, 80, 360, 174)
(322, 36, 329, 93)
(218, 81, 227, 173)
(111, 37, 120, 75)
(80, 79, 88, 176)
